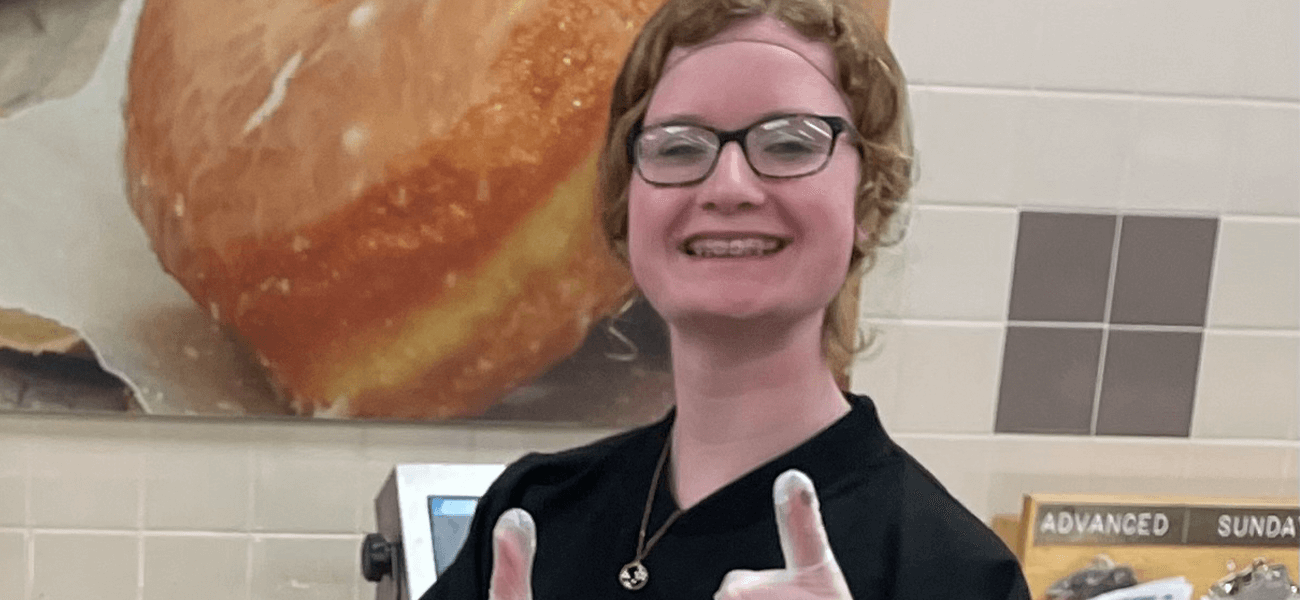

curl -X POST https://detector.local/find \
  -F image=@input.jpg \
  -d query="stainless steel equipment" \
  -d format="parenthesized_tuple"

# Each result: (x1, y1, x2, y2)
(362, 464, 506, 600)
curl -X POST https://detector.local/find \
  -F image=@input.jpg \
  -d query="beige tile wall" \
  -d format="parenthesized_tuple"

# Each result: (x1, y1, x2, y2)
(0, 413, 620, 600)
(2, 410, 1294, 600)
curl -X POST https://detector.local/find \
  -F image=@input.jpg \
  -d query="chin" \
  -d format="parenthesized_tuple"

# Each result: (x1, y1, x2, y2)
(658, 295, 823, 335)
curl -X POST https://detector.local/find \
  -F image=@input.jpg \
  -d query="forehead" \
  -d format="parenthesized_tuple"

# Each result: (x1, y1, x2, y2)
(645, 18, 850, 129)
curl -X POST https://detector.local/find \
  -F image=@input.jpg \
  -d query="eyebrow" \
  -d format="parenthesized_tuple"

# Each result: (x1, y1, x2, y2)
(643, 110, 807, 130)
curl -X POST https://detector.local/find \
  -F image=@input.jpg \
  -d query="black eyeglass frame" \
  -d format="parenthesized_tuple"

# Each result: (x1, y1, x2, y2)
(626, 113, 860, 187)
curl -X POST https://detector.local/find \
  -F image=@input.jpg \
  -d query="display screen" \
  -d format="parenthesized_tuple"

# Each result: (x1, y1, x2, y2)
(428, 496, 480, 576)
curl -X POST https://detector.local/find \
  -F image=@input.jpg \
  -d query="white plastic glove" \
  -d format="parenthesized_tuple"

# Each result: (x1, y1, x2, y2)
(713, 470, 853, 600)
(488, 508, 536, 600)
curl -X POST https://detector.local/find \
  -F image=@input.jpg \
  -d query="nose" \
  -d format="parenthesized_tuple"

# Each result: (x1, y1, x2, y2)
(696, 141, 765, 212)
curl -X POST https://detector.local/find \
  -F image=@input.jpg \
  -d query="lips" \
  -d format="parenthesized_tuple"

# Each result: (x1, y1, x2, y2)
(681, 234, 789, 258)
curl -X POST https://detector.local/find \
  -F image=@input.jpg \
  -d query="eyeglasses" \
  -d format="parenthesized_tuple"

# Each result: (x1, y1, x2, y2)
(628, 114, 857, 187)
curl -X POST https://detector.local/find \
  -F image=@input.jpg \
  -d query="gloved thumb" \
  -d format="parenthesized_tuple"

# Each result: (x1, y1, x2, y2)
(488, 508, 536, 600)
(773, 470, 833, 571)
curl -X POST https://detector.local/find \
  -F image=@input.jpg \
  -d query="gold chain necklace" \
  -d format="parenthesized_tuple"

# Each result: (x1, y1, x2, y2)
(618, 435, 683, 591)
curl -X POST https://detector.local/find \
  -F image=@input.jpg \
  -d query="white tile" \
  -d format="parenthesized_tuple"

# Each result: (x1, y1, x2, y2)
(892, 437, 993, 521)
(1034, 0, 1239, 96)
(1122, 101, 1233, 213)
(859, 205, 1018, 320)
(253, 451, 366, 534)
(242, 420, 364, 450)
(1193, 333, 1300, 440)
(32, 532, 138, 600)
(1011, 96, 1131, 210)
(6, 413, 149, 439)
(1228, 105, 1300, 216)
(1185, 443, 1296, 499)
(851, 323, 1005, 434)
(1207, 219, 1300, 329)
(0, 531, 26, 600)
(357, 460, 399, 534)
(144, 442, 251, 531)
(362, 425, 478, 466)
(888, 0, 1039, 87)
(0, 438, 25, 526)
(29, 438, 141, 528)
(143, 536, 249, 600)
(1230, 0, 1300, 100)
(1084, 439, 1195, 497)
(250, 536, 358, 600)
(987, 437, 1097, 517)
(909, 88, 1026, 205)
(1286, 451, 1299, 496)
(470, 427, 610, 463)
(849, 328, 903, 430)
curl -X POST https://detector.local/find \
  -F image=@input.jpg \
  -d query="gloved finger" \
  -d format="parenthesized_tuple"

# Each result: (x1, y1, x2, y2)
(773, 469, 833, 571)
(713, 569, 783, 600)
(488, 508, 536, 600)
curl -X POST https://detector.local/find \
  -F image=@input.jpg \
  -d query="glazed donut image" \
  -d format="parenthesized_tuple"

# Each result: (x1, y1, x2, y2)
(123, 0, 659, 418)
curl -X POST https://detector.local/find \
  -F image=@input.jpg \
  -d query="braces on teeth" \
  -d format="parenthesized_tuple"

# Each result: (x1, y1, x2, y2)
(689, 238, 781, 257)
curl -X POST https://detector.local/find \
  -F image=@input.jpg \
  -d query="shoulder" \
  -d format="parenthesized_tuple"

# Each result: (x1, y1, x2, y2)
(479, 416, 664, 505)
(887, 446, 1030, 599)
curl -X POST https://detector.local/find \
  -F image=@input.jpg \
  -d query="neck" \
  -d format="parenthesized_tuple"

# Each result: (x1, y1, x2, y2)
(666, 313, 850, 509)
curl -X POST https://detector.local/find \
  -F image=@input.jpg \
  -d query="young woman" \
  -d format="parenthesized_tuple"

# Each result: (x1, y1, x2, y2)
(424, 1, 1030, 598)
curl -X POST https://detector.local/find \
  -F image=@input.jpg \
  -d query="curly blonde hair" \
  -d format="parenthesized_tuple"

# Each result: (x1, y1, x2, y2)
(598, 0, 912, 377)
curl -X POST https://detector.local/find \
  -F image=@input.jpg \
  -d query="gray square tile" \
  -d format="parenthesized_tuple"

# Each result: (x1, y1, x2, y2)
(995, 326, 1103, 434)
(1110, 216, 1218, 326)
(1008, 212, 1117, 322)
(1095, 330, 1201, 437)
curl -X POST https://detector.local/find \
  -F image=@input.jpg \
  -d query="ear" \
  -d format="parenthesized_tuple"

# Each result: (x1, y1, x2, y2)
(855, 224, 870, 245)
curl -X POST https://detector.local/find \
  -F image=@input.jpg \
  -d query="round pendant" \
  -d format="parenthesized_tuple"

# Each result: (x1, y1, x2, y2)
(619, 560, 649, 591)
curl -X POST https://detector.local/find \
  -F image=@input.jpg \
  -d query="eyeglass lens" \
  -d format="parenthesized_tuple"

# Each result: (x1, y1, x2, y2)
(635, 115, 838, 185)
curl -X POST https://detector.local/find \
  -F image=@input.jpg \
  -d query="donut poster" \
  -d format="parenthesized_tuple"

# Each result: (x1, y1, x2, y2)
(0, 0, 888, 423)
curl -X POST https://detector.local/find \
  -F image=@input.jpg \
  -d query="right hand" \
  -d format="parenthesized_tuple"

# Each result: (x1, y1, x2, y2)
(488, 508, 537, 600)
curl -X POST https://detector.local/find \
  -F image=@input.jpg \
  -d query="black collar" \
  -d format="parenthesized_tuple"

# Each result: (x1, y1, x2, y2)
(641, 392, 896, 535)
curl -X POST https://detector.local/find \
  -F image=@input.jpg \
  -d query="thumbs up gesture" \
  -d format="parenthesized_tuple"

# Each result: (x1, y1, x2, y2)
(488, 508, 537, 600)
(713, 470, 853, 600)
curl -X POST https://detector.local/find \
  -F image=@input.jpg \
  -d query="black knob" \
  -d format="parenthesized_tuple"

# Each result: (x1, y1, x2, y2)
(361, 533, 394, 582)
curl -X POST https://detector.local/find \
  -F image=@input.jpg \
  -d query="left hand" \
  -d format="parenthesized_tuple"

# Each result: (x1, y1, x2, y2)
(713, 470, 853, 600)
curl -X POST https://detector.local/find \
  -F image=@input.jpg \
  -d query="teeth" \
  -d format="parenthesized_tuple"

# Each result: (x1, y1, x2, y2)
(687, 237, 783, 258)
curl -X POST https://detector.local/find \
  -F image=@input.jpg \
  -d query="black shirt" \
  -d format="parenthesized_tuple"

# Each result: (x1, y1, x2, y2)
(422, 393, 1030, 599)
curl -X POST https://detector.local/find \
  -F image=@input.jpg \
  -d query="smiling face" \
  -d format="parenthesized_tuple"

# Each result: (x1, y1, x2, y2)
(626, 18, 860, 332)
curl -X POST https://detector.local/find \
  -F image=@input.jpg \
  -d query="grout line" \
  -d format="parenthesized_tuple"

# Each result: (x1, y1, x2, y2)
(23, 529, 140, 536)
(1193, 217, 1227, 442)
(245, 446, 256, 534)
(137, 454, 145, 600)
(912, 202, 1300, 223)
(1011, 321, 1203, 333)
(860, 317, 1228, 334)
(25, 528, 32, 600)
(907, 82, 1300, 109)
(245, 446, 256, 600)
(23, 440, 31, 600)
(1090, 215, 1125, 435)
(22, 440, 31, 530)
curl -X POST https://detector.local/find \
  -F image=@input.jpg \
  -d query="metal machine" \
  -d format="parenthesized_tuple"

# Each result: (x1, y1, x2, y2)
(362, 464, 506, 600)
